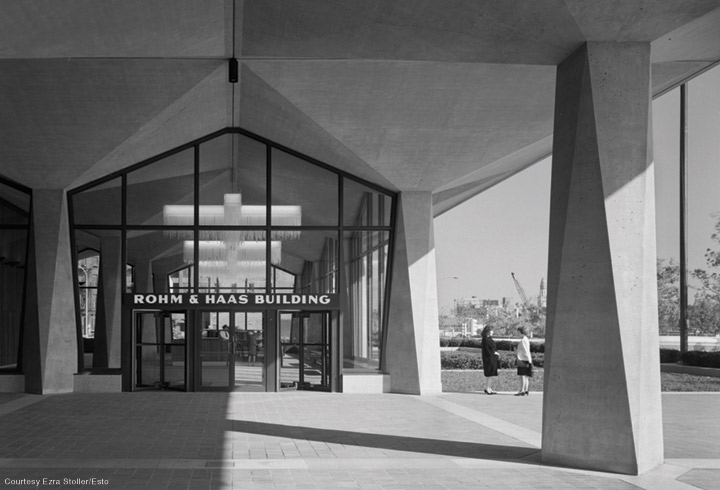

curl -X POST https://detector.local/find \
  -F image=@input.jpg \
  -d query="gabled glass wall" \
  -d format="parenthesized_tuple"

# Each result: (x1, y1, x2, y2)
(69, 128, 395, 375)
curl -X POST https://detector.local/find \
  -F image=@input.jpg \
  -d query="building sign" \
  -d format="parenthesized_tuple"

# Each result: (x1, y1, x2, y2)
(125, 293, 338, 309)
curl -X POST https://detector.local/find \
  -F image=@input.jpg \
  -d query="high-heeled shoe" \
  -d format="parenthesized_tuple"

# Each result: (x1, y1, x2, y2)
(484, 389, 496, 395)
(514, 391, 527, 396)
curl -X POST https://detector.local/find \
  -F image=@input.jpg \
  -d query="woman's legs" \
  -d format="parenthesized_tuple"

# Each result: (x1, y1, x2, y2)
(516, 374, 530, 395)
(485, 376, 494, 392)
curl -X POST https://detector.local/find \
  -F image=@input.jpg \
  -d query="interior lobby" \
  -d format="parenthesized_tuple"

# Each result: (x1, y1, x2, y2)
(1, 0, 719, 476)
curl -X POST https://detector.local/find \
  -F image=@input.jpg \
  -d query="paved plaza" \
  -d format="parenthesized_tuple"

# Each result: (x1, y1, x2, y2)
(0, 391, 718, 489)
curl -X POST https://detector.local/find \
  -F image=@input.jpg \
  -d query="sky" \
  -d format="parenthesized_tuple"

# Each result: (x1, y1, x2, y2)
(433, 65, 720, 313)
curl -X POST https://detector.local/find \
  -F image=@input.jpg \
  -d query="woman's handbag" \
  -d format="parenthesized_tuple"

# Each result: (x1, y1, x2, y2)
(516, 359, 531, 368)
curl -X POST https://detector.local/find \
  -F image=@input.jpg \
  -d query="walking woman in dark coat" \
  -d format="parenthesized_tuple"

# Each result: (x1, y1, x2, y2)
(480, 324, 499, 394)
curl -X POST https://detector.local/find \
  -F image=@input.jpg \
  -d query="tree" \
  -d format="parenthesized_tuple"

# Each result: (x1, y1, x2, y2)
(657, 258, 680, 334)
(690, 211, 720, 335)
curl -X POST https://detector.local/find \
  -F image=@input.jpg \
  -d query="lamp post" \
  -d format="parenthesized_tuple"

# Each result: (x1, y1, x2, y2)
(440, 276, 460, 328)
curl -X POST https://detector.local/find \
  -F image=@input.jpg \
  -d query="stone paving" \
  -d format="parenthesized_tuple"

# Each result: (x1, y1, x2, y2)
(0, 391, 718, 489)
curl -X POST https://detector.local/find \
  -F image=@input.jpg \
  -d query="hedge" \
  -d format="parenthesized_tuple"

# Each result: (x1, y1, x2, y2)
(442, 342, 720, 368)
(660, 348, 681, 364)
(441, 350, 544, 370)
(659, 348, 720, 368)
(439, 337, 545, 353)
(679, 350, 720, 368)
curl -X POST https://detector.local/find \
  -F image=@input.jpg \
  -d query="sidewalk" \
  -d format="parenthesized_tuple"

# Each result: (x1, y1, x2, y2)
(0, 391, 718, 489)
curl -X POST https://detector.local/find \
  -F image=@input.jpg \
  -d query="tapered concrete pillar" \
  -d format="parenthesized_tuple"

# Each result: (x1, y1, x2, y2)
(542, 43, 663, 474)
(24, 190, 77, 393)
(385, 192, 441, 394)
(94, 235, 123, 368)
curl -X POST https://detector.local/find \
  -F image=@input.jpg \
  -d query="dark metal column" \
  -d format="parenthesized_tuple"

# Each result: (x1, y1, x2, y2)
(679, 84, 689, 353)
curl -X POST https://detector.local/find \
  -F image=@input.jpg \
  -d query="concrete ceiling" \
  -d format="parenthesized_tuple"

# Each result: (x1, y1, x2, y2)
(0, 0, 718, 216)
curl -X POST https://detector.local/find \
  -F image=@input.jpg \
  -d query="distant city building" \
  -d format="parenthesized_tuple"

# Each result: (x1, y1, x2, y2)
(538, 277, 547, 308)
(456, 297, 499, 309)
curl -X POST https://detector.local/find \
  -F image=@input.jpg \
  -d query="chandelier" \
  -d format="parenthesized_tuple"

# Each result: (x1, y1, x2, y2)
(197, 260, 267, 282)
(182, 240, 282, 265)
(163, 193, 301, 283)
(162, 193, 301, 240)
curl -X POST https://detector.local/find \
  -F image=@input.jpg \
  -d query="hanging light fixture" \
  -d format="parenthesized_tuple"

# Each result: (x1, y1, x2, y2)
(197, 260, 267, 282)
(163, 192, 301, 240)
(183, 240, 282, 264)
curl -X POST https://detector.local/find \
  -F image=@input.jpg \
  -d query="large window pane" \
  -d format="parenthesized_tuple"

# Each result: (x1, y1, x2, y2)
(128, 149, 194, 225)
(75, 230, 122, 370)
(272, 148, 338, 226)
(653, 88, 681, 336)
(344, 178, 392, 227)
(0, 182, 30, 226)
(199, 134, 267, 221)
(127, 229, 189, 293)
(288, 231, 338, 294)
(194, 230, 269, 292)
(0, 229, 28, 371)
(343, 230, 389, 371)
(688, 67, 720, 341)
(72, 178, 122, 225)
(77, 249, 99, 339)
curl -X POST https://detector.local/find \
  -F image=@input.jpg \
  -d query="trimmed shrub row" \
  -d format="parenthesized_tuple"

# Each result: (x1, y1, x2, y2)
(660, 348, 681, 364)
(440, 350, 544, 370)
(661, 348, 720, 368)
(677, 350, 720, 368)
(439, 337, 545, 353)
(443, 344, 720, 369)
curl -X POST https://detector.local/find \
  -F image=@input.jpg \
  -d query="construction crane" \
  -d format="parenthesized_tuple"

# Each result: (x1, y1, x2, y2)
(511, 272, 530, 307)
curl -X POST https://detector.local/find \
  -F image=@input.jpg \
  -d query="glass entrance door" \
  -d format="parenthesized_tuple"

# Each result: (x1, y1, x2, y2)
(198, 311, 265, 391)
(278, 311, 331, 391)
(134, 311, 187, 390)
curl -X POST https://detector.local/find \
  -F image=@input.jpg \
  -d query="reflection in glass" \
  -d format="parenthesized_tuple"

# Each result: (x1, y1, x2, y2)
(168, 265, 192, 293)
(77, 250, 100, 339)
(127, 230, 188, 294)
(72, 178, 122, 225)
(135, 312, 185, 390)
(272, 148, 338, 226)
(653, 88, 681, 335)
(284, 231, 337, 295)
(76, 230, 122, 369)
(344, 178, 392, 227)
(194, 231, 269, 292)
(687, 67, 720, 339)
(199, 133, 267, 219)
(344, 230, 389, 370)
(128, 149, 194, 225)
(0, 182, 30, 226)
(0, 229, 28, 371)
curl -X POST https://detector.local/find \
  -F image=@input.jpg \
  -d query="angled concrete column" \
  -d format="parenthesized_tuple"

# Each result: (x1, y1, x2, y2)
(542, 43, 662, 475)
(94, 235, 122, 368)
(385, 192, 441, 394)
(25, 190, 77, 393)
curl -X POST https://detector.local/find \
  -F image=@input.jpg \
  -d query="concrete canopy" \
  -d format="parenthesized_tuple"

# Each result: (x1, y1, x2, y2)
(0, 0, 718, 215)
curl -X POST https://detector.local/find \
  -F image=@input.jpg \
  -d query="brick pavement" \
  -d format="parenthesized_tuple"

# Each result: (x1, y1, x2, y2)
(0, 391, 717, 489)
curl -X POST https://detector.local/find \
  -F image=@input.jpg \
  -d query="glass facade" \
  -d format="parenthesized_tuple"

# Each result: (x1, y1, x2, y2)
(0, 180, 30, 372)
(68, 129, 396, 383)
(654, 65, 720, 347)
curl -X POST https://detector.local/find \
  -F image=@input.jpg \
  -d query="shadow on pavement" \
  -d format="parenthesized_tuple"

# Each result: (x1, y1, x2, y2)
(228, 419, 539, 461)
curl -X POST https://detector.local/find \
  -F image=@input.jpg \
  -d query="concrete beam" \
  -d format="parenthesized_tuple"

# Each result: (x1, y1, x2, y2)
(542, 43, 663, 474)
